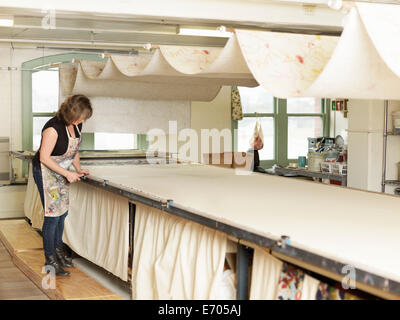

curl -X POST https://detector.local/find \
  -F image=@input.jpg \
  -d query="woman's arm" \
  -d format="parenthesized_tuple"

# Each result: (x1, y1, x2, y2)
(72, 152, 90, 175)
(72, 152, 81, 172)
(39, 127, 83, 183)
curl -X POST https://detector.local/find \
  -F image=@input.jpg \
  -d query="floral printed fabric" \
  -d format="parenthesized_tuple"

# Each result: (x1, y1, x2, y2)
(316, 282, 362, 300)
(231, 87, 243, 120)
(276, 263, 305, 300)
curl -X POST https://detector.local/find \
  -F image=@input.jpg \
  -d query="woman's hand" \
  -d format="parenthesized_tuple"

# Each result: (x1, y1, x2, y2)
(65, 171, 84, 183)
(77, 168, 90, 176)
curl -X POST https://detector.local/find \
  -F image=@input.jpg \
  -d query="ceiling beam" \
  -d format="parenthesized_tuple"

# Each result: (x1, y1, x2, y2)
(0, 0, 346, 33)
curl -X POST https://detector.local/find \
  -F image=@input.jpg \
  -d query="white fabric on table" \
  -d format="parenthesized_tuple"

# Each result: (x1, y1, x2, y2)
(85, 163, 400, 283)
(132, 203, 227, 299)
(63, 182, 130, 281)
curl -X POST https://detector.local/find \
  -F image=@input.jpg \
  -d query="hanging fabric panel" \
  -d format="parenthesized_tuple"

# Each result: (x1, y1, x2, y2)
(132, 203, 227, 300)
(60, 3, 400, 101)
(249, 247, 283, 300)
(82, 97, 191, 134)
(63, 182, 130, 281)
(357, 2, 400, 79)
(235, 30, 338, 98)
(304, 7, 400, 99)
(231, 86, 243, 120)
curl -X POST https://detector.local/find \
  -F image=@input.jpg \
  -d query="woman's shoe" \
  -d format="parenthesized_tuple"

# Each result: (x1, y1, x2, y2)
(44, 254, 70, 276)
(55, 246, 74, 268)
(63, 245, 74, 264)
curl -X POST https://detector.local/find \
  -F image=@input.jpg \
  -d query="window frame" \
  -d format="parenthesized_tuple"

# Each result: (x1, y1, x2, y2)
(22, 53, 107, 153)
(233, 91, 330, 168)
(21, 53, 145, 176)
(31, 65, 61, 152)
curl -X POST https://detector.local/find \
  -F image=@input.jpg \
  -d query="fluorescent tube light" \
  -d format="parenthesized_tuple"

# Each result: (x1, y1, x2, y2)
(0, 16, 14, 27)
(179, 27, 232, 38)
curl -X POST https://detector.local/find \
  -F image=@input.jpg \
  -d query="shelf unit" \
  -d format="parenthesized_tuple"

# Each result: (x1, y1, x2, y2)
(382, 100, 400, 192)
(274, 167, 347, 186)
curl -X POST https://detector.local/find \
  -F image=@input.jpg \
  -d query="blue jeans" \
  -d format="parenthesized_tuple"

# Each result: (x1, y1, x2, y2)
(32, 164, 69, 257)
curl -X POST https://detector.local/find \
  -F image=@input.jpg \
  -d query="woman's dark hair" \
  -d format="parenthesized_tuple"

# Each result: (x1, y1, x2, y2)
(56, 94, 92, 125)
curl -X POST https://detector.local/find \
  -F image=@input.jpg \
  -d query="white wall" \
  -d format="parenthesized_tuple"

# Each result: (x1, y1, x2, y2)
(0, 44, 66, 180)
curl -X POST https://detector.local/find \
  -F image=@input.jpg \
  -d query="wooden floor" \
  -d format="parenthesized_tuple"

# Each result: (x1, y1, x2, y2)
(0, 240, 49, 300)
(0, 219, 123, 300)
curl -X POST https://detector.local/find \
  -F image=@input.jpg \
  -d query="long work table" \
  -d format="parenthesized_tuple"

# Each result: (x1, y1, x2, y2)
(79, 163, 400, 299)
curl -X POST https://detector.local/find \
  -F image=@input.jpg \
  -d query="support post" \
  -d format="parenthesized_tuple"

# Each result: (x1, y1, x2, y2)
(236, 243, 251, 300)
(128, 202, 136, 285)
(382, 100, 389, 193)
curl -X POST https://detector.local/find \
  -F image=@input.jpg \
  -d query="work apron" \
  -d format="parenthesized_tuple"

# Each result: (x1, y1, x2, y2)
(40, 125, 81, 217)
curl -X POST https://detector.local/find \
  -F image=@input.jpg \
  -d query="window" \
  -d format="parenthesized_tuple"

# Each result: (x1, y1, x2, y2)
(288, 117, 322, 158)
(237, 114, 274, 161)
(94, 132, 137, 150)
(32, 69, 59, 150)
(235, 87, 329, 167)
(22, 53, 145, 154)
(237, 87, 274, 161)
(287, 98, 324, 159)
(33, 116, 53, 150)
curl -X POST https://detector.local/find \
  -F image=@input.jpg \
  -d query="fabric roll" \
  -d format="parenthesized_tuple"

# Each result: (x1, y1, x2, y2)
(132, 203, 227, 300)
(249, 247, 283, 300)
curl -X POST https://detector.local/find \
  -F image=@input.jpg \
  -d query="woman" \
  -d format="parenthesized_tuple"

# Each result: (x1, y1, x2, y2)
(32, 94, 93, 276)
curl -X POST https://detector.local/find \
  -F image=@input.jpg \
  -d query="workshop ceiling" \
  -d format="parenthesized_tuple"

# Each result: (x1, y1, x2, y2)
(0, 2, 346, 50)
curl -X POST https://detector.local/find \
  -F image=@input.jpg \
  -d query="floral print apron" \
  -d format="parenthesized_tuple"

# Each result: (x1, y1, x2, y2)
(40, 125, 81, 217)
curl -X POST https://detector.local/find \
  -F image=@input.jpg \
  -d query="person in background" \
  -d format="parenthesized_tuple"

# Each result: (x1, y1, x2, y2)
(248, 121, 266, 173)
(32, 94, 92, 276)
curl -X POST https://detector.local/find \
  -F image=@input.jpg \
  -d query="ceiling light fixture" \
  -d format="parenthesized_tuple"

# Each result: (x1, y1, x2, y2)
(327, 0, 343, 10)
(179, 27, 232, 38)
(0, 16, 14, 27)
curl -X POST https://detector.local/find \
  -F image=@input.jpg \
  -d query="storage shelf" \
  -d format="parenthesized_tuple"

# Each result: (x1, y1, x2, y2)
(274, 167, 347, 186)
(384, 180, 400, 186)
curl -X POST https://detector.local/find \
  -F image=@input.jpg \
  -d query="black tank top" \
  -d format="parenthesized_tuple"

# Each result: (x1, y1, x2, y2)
(32, 116, 82, 169)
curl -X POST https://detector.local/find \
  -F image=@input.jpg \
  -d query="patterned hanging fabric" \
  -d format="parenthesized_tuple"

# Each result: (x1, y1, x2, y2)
(316, 282, 363, 300)
(231, 86, 243, 120)
(276, 263, 305, 300)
